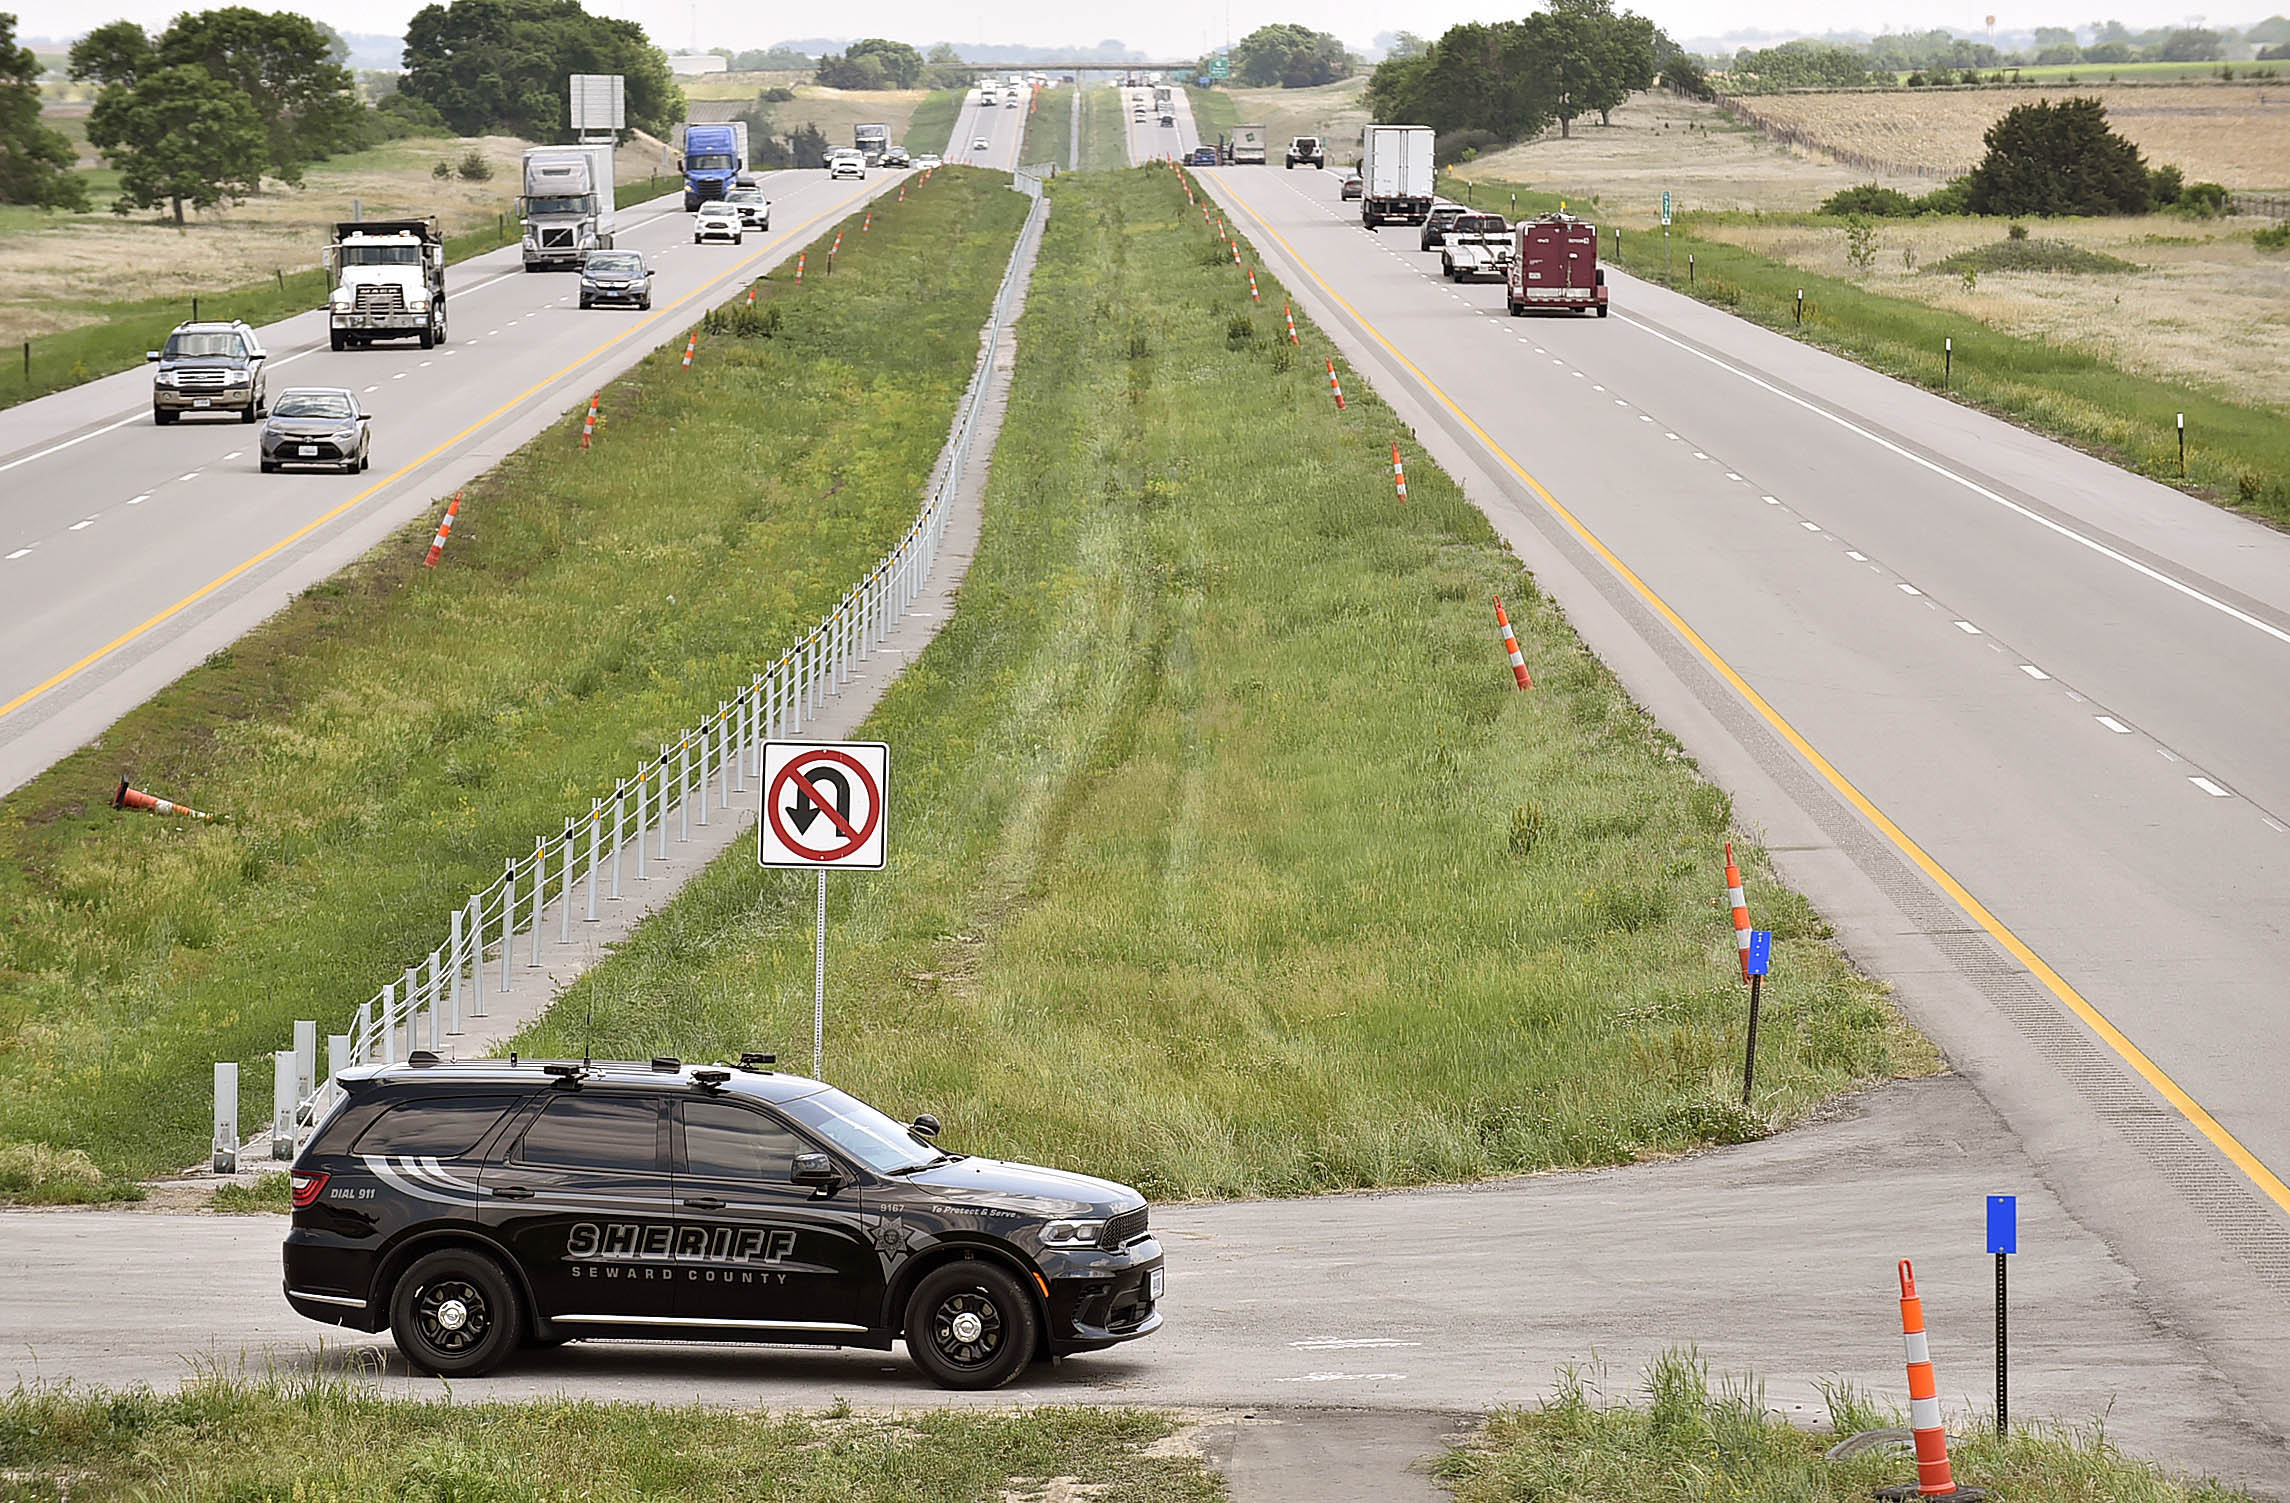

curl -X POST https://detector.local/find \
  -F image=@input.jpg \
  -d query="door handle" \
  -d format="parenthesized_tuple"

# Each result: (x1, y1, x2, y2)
(682, 1197, 726, 1211)
(489, 1185, 534, 1200)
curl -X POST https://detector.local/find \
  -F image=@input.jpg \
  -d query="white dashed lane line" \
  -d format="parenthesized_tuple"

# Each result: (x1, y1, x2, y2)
(127, 493, 149, 505)
(68, 518, 95, 531)
(2192, 777, 2233, 798)
(2098, 716, 2133, 733)
(222, 451, 242, 461)
(2020, 665, 2051, 680)
(4, 547, 30, 560)
(1955, 621, 1983, 635)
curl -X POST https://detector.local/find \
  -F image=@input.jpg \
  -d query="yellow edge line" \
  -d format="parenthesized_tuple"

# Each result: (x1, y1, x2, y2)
(1207, 170, 2290, 1218)
(0, 191, 875, 726)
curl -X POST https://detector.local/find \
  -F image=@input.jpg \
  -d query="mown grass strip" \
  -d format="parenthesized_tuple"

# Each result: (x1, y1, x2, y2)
(1021, 87, 1075, 169)
(0, 1376, 1221, 1501)
(516, 165, 1931, 1201)
(0, 169, 1029, 1191)
(904, 89, 963, 157)
(1458, 169, 2290, 526)
(1077, 87, 1133, 172)
(1441, 1350, 2253, 1503)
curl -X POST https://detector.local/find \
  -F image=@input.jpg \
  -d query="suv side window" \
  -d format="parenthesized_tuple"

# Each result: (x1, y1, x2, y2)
(680, 1099, 808, 1180)
(349, 1094, 523, 1158)
(516, 1094, 662, 1172)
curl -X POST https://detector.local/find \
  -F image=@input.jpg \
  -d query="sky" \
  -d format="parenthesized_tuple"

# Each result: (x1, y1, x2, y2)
(15, 0, 2275, 59)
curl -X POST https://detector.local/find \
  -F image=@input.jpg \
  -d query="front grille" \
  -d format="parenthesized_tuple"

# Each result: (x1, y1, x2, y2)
(176, 369, 227, 390)
(1102, 1207, 1148, 1248)
(353, 285, 406, 314)
(540, 227, 576, 249)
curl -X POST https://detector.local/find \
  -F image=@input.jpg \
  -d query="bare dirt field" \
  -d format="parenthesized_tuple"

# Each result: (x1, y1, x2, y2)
(1692, 215, 2290, 413)
(1456, 90, 1933, 216)
(1732, 83, 2290, 188)
(0, 134, 664, 347)
(1220, 77, 1373, 158)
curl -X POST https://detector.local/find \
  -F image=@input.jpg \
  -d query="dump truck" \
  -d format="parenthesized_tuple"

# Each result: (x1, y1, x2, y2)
(1505, 212, 1608, 316)
(1228, 123, 1266, 164)
(854, 122, 890, 164)
(519, 143, 616, 271)
(679, 121, 747, 209)
(1285, 135, 1325, 168)
(324, 218, 447, 349)
(1358, 124, 1434, 226)
(1439, 213, 1514, 281)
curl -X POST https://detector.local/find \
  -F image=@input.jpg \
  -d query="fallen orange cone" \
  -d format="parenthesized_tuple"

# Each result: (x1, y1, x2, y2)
(115, 779, 214, 821)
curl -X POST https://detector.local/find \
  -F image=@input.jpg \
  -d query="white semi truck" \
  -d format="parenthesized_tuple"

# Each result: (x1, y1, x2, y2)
(1358, 124, 1435, 226)
(519, 143, 617, 271)
(324, 218, 447, 350)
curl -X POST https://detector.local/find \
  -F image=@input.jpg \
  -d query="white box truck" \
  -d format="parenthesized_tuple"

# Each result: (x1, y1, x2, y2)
(1359, 124, 1435, 227)
(519, 143, 617, 271)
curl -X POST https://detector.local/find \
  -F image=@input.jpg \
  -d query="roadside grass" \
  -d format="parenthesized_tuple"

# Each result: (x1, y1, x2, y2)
(1930, 237, 2139, 274)
(1441, 1350, 2254, 1503)
(1023, 87, 1075, 169)
(210, 1171, 290, 1213)
(515, 165, 1932, 1202)
(1461, 168, 2290, 525)
(1078, 87, 1132, 172)
(1187, 85, 1240, 137)
(0, 1376, 1223, 1501)
(0, 170, 1030, 1196)
(905, 88, 962, 157)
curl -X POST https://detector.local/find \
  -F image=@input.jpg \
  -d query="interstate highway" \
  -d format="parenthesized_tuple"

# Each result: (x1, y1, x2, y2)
(1190, 163, 2290, 1429)
(0, 166, 902, 798)
(950, 83, 1033, 174)
(1123, 83, 1199, 166)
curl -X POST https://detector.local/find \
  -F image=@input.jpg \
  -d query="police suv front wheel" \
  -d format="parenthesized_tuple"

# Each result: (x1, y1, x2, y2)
(905, 1261, 1038, 1390)
(388, 1248, 524, 1377)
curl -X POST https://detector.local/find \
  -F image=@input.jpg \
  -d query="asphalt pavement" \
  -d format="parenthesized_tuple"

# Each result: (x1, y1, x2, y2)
(1188, 159, 2290, 1474)
(949, 84, 1034, 176)
(0, 167, 903, 798)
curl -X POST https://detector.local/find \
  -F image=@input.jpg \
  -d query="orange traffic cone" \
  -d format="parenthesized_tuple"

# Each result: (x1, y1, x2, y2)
(1493, 596, 1534, 689)
(1325, 358, 1347, 411)
(680, 330, 698, 370)
(1879, 1261, 1985, 1500)
(579, 392, 599, 449)
(422, 492, 460, 568)
(1284, 301, 1299, 344)
(862, 210, 873, 233)
(1391, 442, 1408, 504)
(1246, 266, 1260, 303)
(114, 779, 214, 820)
(795, 252, 805, 283)
(1725, 842, 1752, 980)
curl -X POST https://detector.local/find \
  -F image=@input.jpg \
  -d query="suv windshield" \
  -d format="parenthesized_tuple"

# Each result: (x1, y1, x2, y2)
(164, 332, 246, 359)
(273, 392, 353, 420)
(1457, 216, 1507, 233)
(778, 1086, 940, 1173)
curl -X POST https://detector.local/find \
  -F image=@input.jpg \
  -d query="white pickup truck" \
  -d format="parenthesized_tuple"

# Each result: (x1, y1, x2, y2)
(1439, 213, 1515, 282)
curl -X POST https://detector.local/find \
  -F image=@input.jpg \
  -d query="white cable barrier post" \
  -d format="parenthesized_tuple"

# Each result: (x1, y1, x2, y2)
(558, 820, 575, 943)
(327, 1033, 349, 1112)
(400, 964, 419, 1057)
(379, 979, 396, 1064)
(501, 859, 516, 989)
(636, 765, 650, 879)
(425, 954, 442, 1051)
(272, 1049, 296, 1158)
(447, 908, 464, 1034)
(612, 781, 627, 900)
(213, 1062, 239, 1174)
(586, 800, 602, 922)
(678, 737, 692, 842)
(528, 840, 545, 966)
(656, 746, 671, 863)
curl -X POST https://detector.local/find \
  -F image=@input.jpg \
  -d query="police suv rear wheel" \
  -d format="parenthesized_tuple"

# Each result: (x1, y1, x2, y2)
(905, 1261, 1037, 1390)
(389, 1248, 523, 1377)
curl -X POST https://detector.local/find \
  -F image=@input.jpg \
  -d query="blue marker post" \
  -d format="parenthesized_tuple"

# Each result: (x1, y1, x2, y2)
(1988, 1194, 2018, 1434)
(1741, 929, 1773, 1107)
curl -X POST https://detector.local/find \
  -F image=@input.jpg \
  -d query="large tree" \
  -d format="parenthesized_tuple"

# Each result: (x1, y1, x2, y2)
(1965, 96, 2152, 215)
(1231, 23, 1353, 88)
(154, 8, 360, 180)
(86, 62, 266, 222)
(816, 37, 923, 89)
(401, 0, 683, 139)
(1, 11, 88, 208)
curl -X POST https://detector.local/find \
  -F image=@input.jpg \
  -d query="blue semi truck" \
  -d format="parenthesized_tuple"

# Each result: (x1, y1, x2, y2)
(679, 122, 748, 210)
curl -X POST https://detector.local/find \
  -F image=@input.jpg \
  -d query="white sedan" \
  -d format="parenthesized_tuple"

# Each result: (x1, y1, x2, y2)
(692, 202, 743, 244)
(972, 136, 991, 152)
(914, 153, 942, 170)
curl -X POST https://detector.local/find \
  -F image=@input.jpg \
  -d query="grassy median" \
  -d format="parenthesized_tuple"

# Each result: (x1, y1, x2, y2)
(1022, 87, 1075, 170)
(0, 1377, 1222, 1501)
(1442, 1351, 2253, 1503)
(0, 170, 1030, 1194)
(1077, 87, 1132, 173)
(519, 165, 1932, 1201)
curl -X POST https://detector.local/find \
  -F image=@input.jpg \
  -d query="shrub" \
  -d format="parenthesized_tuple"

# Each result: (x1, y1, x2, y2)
(1819, 182, 1917, 217)
(1965, 96, 2152, 216)
(759, 85, 796, 103)
(1932, 238, 2137, 275)
(431, 159, 451, 179)
(1912, 175, 1974, 215)
(2006, 220, 2029, 239)
(2254, 221, 2290, 252)
(1432, 128, 1499, 167)
(1225, 313, 1255, 345)
(1843, 214, 1877, 271)
(455, 149, 494, 182)
(2169, 181, 2230, 218)
(2150, 163, 2184, 204)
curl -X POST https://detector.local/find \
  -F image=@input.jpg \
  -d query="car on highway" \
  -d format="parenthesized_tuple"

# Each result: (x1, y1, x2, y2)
(147, 319, 268, 425)
(914, 153, 942, 170)
(1340, 169, 1363, 200)
(828, 150, 867, 179)
(722, 186, 771, 231)
(1419, 202, 1471, 250)
(283, 1056, 1166, 1390)
(882, 146, 910, 168)
(577, 249, 653, 310)
(258, 387, 370, 474)
(1188, 146, 1218, 167)
(692, 202, 743, 244)
(972, 135, 991, 152)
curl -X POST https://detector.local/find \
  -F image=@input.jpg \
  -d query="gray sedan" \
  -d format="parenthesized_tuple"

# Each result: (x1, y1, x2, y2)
(259, 388, 371, 474)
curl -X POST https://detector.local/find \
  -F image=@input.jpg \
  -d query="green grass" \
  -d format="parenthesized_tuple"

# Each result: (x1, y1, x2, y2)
(0, 1376, 1223, 1501)
(1931, 236, 2140, 274)
(1186, 85, 1240, 137)
(905, 88, 962, 157)
(1442, 1350, 2254, 1503)
(1022, 86, 1075, 169)
(2253, 221, 2290, 251)
(512, 165, 1930, 1202)
(1459, 170, 2290, 524)
(210, 1170, 291, 1213)
(0, 170, 1030, 1196)
(1077, 88, 1132, 172)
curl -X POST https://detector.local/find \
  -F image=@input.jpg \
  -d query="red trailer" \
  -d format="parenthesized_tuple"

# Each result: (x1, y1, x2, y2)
(1506, 213, 1608, 317)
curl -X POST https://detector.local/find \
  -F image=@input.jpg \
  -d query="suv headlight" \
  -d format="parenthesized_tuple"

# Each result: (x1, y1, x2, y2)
(1040, 1219, 1106, 1248)
(154, 372, 176, 386)
(225, 371, 249, 385)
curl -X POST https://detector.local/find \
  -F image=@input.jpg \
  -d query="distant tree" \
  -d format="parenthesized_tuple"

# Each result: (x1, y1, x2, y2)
(727, 45, 814, 72)
(1727, 39, 1881, 90)
(1965, 96, 2152, 215)
(1661, 53, 1713, 100)
(403, 0, 682, 139)
(2033, 26, 2079, 49)
(921, 42, 969, 88)
(155, 7, 362, 181)
(786, 121, 828, 167)
(2248, 14, 2290, 44)
(66, 18, 156, 86)
(2081, 40, 2135, 63)
(87, 62, 266, 222)
(1231, 23, 1353, 88)
(1, 12, 89, 209)
(2261, 42, 2290, 60)
(2148, 27, 2223, 61)
(2034, 45, 2082, 65)
(817, 38, 922, 88)
(1820, 182, 1918, 216)
(1378, 30, 1430, 61)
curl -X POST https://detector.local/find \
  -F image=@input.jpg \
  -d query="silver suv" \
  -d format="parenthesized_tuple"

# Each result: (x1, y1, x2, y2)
(149, 320, 268, 424)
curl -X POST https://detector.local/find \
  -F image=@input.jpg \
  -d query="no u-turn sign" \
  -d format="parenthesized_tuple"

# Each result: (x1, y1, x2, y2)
(759, 742, 889, 870)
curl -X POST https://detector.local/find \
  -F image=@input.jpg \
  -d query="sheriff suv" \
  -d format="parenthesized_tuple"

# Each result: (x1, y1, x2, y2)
(284, 1057, 1165, 1390)
(148, 319, 268, 424)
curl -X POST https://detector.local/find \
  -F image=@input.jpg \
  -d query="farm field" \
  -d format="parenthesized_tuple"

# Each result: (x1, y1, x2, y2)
(1730, 82, 2290, 185)
(1455, 90, 1931, 216)
(1887, 59, 2290, 83)
(1687, 214, 2290, 415)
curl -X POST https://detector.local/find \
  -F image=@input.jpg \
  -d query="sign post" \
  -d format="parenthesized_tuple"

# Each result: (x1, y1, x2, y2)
(1662, 191, 1673, 277)
(759, 741, 889, 1079)
(1741, 928, 1772, 1106)
(1988, 1194, 2017, 1434)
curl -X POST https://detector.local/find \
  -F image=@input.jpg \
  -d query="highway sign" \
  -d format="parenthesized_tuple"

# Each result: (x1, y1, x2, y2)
(760, 742, 888, 870)
(1987, 1194, 2017, 1254)
(1209, 53, 1230, 79)
(1661, 190, 1672, 226)
(568, 73, 626, 134)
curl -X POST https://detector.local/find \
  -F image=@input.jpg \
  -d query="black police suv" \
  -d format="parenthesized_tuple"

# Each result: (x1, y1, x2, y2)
(283, 1056, 1164, 1390)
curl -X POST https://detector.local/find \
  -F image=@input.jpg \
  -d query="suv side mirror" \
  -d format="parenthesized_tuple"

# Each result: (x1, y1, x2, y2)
(910, 1114, 940, 1140)
(791, 1152, 840, 1192)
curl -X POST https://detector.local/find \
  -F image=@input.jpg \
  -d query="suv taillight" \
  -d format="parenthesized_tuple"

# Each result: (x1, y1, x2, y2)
(290, 1171, 329, 1209)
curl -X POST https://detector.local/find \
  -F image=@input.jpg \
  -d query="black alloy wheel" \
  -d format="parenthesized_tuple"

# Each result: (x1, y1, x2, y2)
(904, 1261, 1038, 1390)
(389, 1248, 524, 1377)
